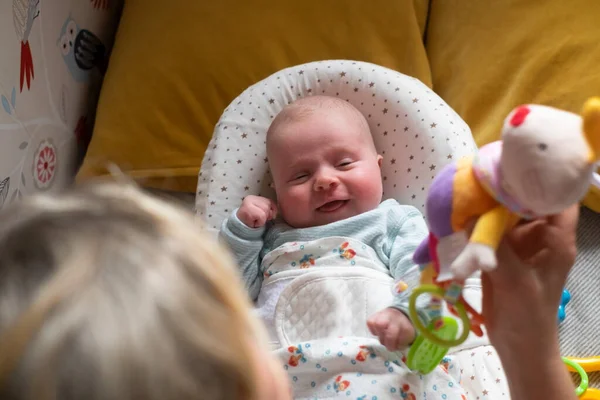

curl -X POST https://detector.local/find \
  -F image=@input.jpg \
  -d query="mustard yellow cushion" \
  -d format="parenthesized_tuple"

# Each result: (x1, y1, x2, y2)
(77, 0, 431, 192)
(425, 0, 600, 211)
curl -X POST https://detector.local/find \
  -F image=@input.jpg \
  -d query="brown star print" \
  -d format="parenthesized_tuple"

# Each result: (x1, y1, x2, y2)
(210, 201, 215, 205)
(390, 159, 396, 164)
(447, 154, 453, 159)
(250, 118, 255, 122)
(412, 98, 419, 103)
(404, 127, 409, 132)
(244, 186, 250, 191)
(395, 87, 399, 91)
(269, 99, 275, 104)
(340, 72, 346, 77)
(483, 390, 489, 395)
(221, 186, 227, 192)
(430, 164, 436, 171)
(430, 122, 437, 128)
(298, 70, 304, 75)
(237, 160, 242, 164)
(369, 82, 375, 87)
(382, 108, 388, 114)
(241, 133, 248, 139)
(409, 155, 414, 160)
(383, 131, 388, 136)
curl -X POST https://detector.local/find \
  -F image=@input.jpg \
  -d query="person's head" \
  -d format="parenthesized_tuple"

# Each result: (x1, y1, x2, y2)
(266, 96, 383, 228)
(0, 183, 290, 400)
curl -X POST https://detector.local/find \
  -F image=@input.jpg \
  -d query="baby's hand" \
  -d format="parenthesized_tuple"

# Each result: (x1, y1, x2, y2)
(367, 308, 415, 351)
(237, 195, 278, 228)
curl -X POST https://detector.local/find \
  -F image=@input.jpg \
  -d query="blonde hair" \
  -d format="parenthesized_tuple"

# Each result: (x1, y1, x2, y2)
(0, 183, 265, 400)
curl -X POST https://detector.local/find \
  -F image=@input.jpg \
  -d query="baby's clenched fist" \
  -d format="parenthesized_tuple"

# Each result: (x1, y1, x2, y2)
(367, 308, 416, 351)
(237, 195, 278, 228)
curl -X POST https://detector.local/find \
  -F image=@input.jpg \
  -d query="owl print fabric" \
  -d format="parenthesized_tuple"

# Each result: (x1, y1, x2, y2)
(0, 0, 120, 209)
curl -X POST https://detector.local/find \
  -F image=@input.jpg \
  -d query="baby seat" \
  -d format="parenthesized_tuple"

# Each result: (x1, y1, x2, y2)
(195, 60, 485, 352)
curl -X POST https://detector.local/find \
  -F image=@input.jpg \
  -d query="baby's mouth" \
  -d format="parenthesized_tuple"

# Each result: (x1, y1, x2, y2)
(317, 200, 349, 212)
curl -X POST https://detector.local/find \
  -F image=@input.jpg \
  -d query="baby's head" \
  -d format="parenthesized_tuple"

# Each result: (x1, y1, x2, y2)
(0, 183, 290, 400)
(267, 96, 383, 228)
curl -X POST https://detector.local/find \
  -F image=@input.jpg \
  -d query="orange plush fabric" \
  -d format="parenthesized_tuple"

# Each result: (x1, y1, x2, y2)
(425, 0, 600, 211)
(77, 0, 431, 192)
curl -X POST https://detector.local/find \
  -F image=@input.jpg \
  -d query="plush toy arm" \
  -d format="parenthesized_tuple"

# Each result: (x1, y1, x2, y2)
(450, 206, 519, 281)
(470, 205, 517, 248)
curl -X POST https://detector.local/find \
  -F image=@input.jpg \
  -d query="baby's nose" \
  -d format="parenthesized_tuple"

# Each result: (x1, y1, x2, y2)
(314, 175, 339, 191)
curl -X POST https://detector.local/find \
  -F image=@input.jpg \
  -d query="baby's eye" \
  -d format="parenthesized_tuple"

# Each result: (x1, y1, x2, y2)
(290, 173, 309, 182)
(337, 160, 353, 167)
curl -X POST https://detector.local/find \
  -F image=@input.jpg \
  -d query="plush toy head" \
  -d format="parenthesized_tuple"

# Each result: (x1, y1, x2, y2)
(500, 99, 600, 216)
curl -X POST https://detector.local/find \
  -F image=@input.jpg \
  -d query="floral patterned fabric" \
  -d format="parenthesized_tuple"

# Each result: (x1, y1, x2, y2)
(261, 237, 389, 279)
(0, 0, 121, 208)
(273, 336, 468, 399)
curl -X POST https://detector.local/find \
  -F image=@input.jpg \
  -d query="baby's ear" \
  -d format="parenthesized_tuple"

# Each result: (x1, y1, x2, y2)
(377, 155, 383, 168)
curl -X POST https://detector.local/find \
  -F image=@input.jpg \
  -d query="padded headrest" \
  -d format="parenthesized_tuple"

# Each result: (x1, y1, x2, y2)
(196, 60, 476, 233)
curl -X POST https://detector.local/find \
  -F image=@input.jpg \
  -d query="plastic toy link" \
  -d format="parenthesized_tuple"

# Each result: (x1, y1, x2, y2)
(406, 98, 600, 375)
(563, 357, 600, 399)
(558, 288, 572, 324)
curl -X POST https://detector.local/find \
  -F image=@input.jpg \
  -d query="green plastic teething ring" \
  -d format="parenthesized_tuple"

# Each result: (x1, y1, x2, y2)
(409, 284, 471, 348)
(563, 357, 589, 397)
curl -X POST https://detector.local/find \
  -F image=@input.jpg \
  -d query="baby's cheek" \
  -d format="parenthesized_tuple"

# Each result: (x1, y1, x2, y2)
(279, 190, 312, 223)
(352, 170, 383, 203)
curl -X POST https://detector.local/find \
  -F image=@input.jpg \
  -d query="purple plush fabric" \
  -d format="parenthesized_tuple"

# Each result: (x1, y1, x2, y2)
(413, 236, 431, 264)
(426, 162, 456, 238)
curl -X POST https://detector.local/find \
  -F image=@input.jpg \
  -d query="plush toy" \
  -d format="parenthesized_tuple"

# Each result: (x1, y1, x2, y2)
(583, 172, 600, 212)
(406, 97, 600, 374)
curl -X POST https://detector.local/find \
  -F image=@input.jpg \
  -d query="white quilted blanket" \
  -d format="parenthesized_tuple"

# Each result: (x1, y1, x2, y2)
(255, 236, 395, 348)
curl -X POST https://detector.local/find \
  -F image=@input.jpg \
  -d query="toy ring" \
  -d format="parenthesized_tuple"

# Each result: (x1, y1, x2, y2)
(565, 357, 600, 373)
(581, 388, 600, 400)
(563, 357, 589, 397)
(409, 285, 471, 348)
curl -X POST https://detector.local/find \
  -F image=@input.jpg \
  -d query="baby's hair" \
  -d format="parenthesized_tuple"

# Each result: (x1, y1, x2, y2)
(0, 183, 265, 400)
(266, 95, 372, 151)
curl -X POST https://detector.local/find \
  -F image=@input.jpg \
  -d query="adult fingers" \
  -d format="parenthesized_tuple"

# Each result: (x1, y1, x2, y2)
(487, 237, 527, 284)
(524, 207, 578, 288)
(546, 204, 580, 233)
(481, 272, 495, 333)
(504, 219, 548, 261)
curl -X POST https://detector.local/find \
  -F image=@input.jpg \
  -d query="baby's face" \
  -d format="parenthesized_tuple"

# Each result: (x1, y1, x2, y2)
(268, 108, 383, 228)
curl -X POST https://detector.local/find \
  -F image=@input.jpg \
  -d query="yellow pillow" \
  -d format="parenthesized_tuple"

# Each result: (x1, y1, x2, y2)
(425, 0, 600, 211)
(78, 0, 431, 192)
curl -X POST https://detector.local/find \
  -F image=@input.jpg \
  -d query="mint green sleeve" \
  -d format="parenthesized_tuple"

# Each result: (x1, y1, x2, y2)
(387, 207, 430, 325)
(218, 209, 264, 301)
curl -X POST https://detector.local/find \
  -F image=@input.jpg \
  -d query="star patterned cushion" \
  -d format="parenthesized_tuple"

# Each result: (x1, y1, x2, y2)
(195, 60, 477, 234)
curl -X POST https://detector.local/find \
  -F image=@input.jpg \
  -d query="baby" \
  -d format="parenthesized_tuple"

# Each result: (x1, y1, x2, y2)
(220, 95, 426, 347)
(220, 96, 468, 398)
